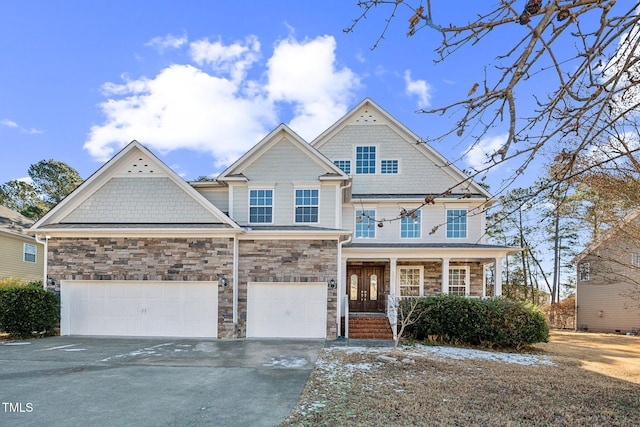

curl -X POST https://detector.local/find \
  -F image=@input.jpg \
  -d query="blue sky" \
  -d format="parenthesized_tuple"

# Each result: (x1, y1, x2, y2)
(0, 1, 561, 189)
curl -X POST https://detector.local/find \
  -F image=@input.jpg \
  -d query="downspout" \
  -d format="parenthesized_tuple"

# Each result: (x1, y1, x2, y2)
(336, 179, 352, 337)
(233, 234, 239, 338)
(35, 235, 48, 290)
(337, 234, 352, 338)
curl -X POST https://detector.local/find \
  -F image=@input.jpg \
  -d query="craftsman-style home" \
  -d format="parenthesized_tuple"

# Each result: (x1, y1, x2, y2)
(32, 98, 516, 339)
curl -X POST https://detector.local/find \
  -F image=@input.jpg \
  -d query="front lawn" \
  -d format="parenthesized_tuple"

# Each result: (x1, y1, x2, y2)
(281, 331, 640, 426)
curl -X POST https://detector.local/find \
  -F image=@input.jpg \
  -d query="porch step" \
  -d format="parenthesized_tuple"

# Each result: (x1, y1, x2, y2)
(348, 315, 394, 340)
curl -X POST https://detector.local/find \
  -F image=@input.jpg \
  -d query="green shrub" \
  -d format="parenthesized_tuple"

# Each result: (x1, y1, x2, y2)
(0, 286, 60, 338)
(403, 294, 549, 349)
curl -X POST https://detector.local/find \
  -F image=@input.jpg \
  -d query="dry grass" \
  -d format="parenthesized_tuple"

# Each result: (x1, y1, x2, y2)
(281, 331, 640, 426)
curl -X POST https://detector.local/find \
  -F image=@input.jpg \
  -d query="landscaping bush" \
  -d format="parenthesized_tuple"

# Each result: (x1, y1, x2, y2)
(0, 285, 60, 338)
(402, 294, 549, 349)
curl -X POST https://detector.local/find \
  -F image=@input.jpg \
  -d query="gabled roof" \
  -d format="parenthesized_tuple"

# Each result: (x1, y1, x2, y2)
(0, 205, 37, 240)
(217, 123, 349, 182)
(575, 208, 640, 263)
(32, 141, 240, 231)
(311, 98, 492, 198)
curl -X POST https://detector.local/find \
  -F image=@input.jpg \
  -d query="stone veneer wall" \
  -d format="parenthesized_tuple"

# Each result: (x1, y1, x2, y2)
(237, 239, 339, 338)
(47, 237, 235, 338)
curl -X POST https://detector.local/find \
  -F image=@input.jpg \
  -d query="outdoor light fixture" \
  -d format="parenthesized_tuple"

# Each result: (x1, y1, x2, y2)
(328, 278, 336, 289)
(218, 275, 229, 287)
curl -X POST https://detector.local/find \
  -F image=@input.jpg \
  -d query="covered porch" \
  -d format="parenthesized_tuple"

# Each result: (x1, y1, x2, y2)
(336, 243, 518, 338)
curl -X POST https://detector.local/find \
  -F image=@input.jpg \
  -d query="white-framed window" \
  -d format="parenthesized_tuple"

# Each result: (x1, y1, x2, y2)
(23, 243, 36, 263)
(381, 159, 398, 174)
(448, 267, 469, 295)
(355, 209, 376, 238)
(355, 146, 376, 174)
(334, 160, 351, 174)
(633, 253, 640, 268)
(399, 266, 423, 297)
(249, 189, 273, 223)
(294, 189, 319, 223)
(579, 263, 590, 281)
(401, 210, 421, 238)
(446, 209, 467, 238)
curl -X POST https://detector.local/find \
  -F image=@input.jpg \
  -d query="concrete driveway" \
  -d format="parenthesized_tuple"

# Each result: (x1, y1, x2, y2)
(0, 337, 324, 427)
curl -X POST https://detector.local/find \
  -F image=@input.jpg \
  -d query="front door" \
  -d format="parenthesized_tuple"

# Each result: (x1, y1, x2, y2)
(347, 266, 383, 312)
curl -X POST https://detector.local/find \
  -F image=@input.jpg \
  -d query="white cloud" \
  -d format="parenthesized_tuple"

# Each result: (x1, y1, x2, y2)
(84, 34, 360, 167)
(145, 33, 188, 53)
(189, 36, 261, 82)
(464, 134, 508, 171)
(266, 35, 360, 140)
(1, 118, 42, 134)
(404, 70, 432, 109)
(1, 119, 18, 128)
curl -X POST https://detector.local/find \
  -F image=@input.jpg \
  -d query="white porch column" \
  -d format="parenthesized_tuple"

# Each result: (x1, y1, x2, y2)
(389, 257, 397, 297)
(494, 257, 504, 297)
(441, 258, 450, 294)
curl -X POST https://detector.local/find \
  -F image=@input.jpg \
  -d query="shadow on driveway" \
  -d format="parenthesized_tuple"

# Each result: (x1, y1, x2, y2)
(0, 337, 324, 427)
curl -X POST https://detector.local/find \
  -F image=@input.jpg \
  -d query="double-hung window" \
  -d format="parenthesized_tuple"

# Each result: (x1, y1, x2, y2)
(401, 210, 421, 238)
(23, 243, 36, 263)
(446, 209, 467, 238)
(249, 189, 273, 223)
(355, 209, 376, 238)
(355, 146, 376, 174)
(295, 189, 319, 223)
(448, 268, 468, 295)
(399, 267, 422, 297)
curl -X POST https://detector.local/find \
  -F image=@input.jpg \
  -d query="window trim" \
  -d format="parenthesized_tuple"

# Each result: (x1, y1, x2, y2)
(23, 243, 37, 263)
(355, 209, 376, 239)
(248, 187, 275, 224)
(293, 187, 320, 224)
(400, 209, 421, 239)
(446, 208, 468, 239)
(354, 145, 377, 175)
(398, 266, 424, 297)
(448, 266, 470, 296)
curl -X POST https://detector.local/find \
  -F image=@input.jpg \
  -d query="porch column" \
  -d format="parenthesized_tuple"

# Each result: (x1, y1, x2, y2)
(441, 258, 450, 294)
(389, 257, 397, 297)
(494, 257, 504, 297)
(340, 256, 348, 314)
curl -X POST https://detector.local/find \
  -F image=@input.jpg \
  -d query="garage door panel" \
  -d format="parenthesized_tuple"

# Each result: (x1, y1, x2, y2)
(61, 281, 218, 338)
(247, 282, 327, 338)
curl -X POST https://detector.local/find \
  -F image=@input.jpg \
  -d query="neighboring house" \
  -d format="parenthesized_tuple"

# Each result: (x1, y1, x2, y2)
(32, 98, 517, 339)
(0, 205, 44, 283)
(575, 210, 640, 333)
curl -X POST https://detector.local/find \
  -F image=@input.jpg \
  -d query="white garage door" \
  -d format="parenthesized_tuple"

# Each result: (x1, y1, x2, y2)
(246, 282, 327, 338)
(61, 281, 218, 338)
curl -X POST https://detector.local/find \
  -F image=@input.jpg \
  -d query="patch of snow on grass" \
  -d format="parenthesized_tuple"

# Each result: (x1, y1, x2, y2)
(407, 344, 554, 366)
